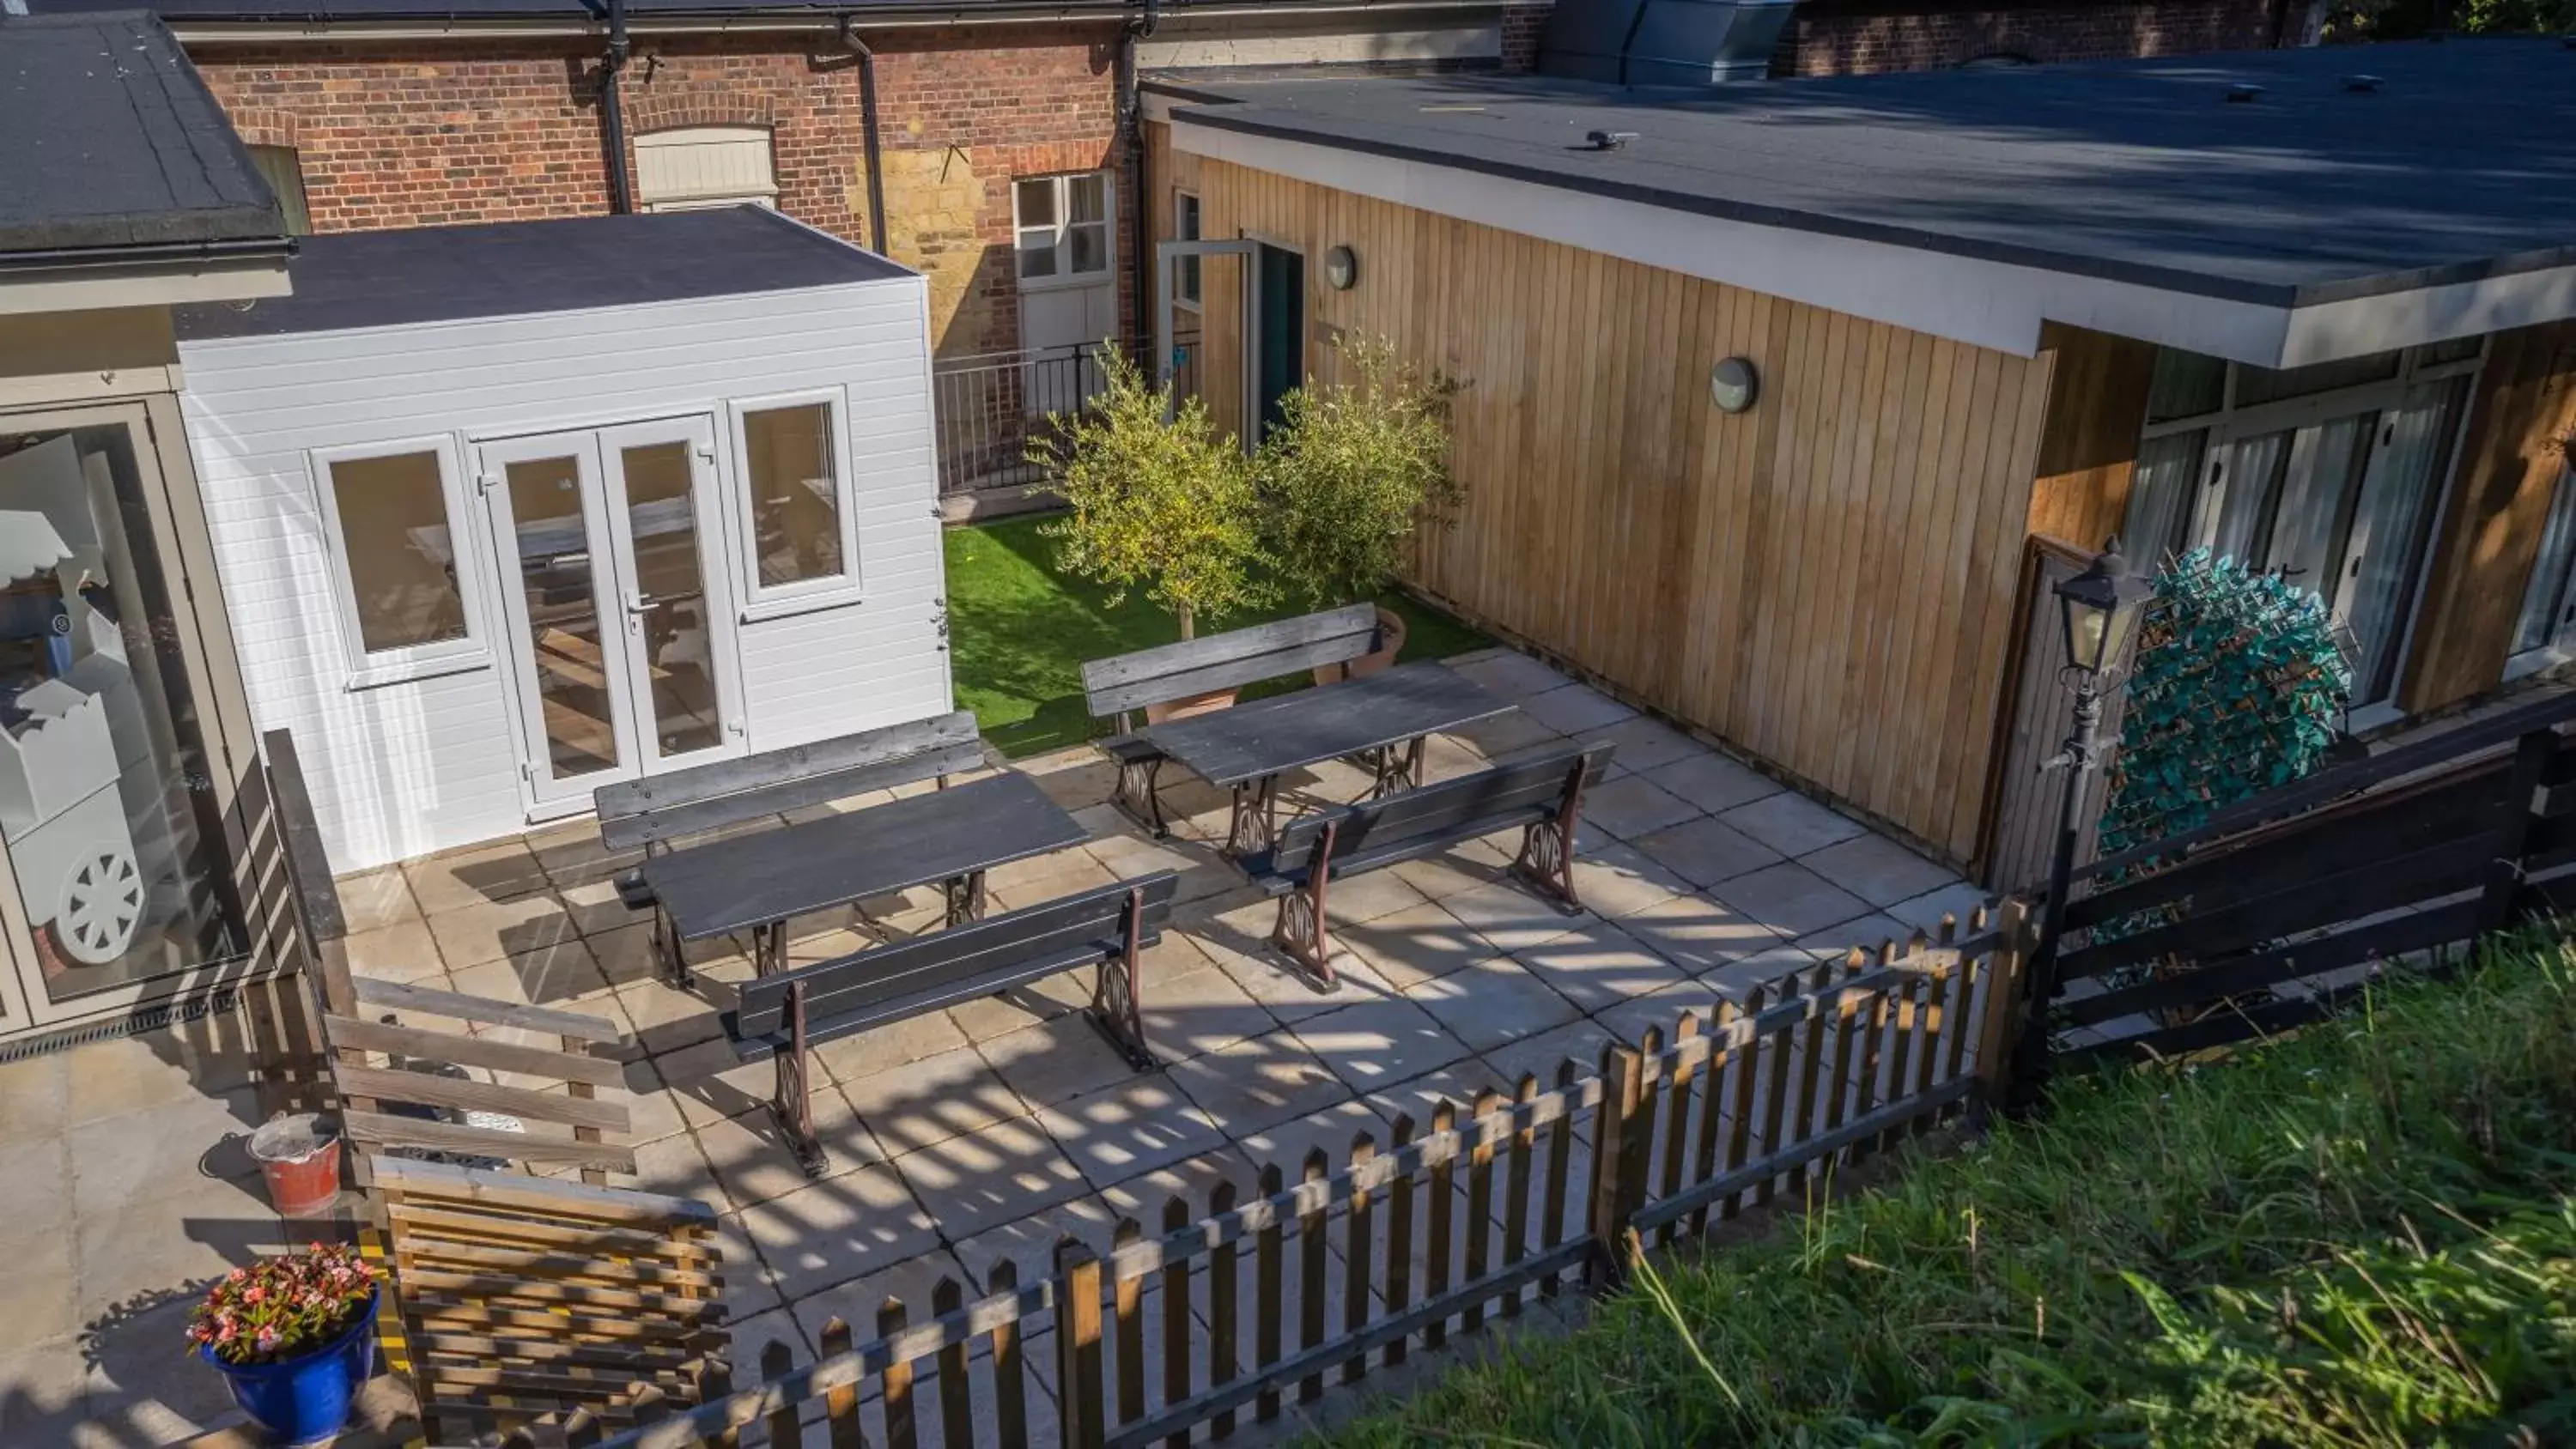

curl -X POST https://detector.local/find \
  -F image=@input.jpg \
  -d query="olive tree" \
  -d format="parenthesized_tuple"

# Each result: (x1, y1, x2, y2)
(1255, 336, 1461, 610)
(1030, 345, 1267, 639)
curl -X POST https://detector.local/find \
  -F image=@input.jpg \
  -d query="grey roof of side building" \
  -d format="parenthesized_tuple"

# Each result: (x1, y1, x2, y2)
(1152, 38, 2576, 307)
(0, 10, 288, 256)
(172, 207, 914, 340)
(21, 0, 1136, 21)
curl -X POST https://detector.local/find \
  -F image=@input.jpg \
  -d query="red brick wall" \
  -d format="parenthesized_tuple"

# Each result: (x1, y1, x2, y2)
(1501, 3, 1552, 71)
(191, 27, 1133, 358)
(1772, 0, 2276, 75)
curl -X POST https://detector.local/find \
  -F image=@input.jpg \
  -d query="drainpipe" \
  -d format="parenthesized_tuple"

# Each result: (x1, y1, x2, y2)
(600, 0, 635, 212)
(1119, 0, 1159, 363)
(839, 16, 892, 256)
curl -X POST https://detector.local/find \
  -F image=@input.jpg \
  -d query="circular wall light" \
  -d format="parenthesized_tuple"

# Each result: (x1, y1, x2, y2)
(1710, 356, 1759, 414)
(1324, 245, 1358, 291)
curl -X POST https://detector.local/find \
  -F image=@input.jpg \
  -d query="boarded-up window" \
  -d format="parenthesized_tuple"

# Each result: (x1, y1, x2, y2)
(738, 402, 844, 591)
(327, 451, 468, 653)
(635, 127, 779, 212)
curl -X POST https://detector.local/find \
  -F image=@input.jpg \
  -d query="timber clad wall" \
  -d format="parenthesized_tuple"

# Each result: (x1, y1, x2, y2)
(2023, 324, 2158, 551)
(1771, 0, 2274, 75)
(2404, 320, 2576, 712)
(1188, 157, 2054, 862)
(195, 29, 1129, 360)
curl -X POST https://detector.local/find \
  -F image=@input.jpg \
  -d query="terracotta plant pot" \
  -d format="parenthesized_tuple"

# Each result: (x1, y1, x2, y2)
(1145, 687, 1239, 724)
(1314, 606, 1408, 685)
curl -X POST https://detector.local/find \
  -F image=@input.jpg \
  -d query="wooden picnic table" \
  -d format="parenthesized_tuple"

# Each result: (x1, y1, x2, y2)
(1137, 659, 1515, 855)
(639, 770, 1088, 978)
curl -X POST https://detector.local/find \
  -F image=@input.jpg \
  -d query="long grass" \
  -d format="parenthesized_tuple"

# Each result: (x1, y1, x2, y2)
(1324, 929, 2576, 1447)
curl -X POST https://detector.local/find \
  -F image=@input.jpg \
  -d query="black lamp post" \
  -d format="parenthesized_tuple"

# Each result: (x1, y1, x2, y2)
(2008, 539, 2154, 1113)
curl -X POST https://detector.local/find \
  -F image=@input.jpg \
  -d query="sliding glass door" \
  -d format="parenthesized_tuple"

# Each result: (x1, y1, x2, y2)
(2120, 346, 2478, 713)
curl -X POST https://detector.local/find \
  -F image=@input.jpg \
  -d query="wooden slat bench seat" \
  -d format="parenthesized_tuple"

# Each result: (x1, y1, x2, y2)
(1239, 741, 1613, 987)
(714, 870, 1182, 1173)
(592, 711, 986, 967)
(1080, 604, 1382, 835)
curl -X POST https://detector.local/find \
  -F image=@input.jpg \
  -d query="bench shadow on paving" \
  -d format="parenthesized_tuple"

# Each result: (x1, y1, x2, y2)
(289, 647, 1990, 1440)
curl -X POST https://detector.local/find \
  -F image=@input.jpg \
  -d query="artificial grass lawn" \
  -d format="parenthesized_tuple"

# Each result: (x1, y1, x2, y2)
(1324, 929, 2576, 1448)
(945, 515, 1493, 758)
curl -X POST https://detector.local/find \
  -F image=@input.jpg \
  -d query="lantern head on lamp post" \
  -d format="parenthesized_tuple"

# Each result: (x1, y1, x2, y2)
(2010, 539, 2154, 1117)
(2055, 542, 2154, 682)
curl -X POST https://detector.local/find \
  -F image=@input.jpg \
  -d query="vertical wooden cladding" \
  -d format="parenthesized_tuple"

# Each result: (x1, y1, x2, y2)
(1191, 158, 2053, 860)
(2024, 324, 2157, 551)
(2403, 320, 2576, 713)
(1143, 120, 1200, 327)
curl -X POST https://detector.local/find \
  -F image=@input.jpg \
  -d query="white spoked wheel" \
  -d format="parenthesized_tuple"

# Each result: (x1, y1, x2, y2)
(56, 843, 142, 966)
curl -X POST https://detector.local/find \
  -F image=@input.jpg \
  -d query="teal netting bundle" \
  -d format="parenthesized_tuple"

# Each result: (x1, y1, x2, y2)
(2094, 548, 2353, 870)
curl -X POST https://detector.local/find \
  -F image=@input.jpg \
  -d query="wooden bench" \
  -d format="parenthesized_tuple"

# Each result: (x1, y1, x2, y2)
(1081, 603, 1383, 837)
(718, 871, 1181, 1173)
(593, 710, 985, 974)
(1240, 741, 1613, 987)
(324, 975, 639, 1183)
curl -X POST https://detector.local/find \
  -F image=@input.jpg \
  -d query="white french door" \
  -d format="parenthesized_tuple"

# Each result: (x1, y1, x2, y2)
(477, 418, 744, 813)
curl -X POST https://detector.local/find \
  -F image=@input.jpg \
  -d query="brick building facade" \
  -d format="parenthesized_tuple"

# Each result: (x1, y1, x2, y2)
(195, 26, 1133, 360)
(1771, 0, 2278, 75)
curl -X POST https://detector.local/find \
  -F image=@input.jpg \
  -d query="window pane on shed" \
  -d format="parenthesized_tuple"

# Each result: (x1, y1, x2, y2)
(740, 403, 844, 589)
(1015, 178, 1056, 227)
(328, 452, 467, 654)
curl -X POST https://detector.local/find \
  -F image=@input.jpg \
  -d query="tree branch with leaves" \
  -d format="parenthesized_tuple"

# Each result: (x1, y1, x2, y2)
(1030, 345, 1270, 640)
(1255, 335, 1463, 611)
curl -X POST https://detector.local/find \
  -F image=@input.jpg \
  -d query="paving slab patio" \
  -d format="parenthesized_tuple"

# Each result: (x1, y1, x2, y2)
(0, 646, 2000, 1443)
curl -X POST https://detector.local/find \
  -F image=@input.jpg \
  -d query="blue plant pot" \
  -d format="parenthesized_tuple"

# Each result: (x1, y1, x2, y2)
(197, 1288, 380, 1448)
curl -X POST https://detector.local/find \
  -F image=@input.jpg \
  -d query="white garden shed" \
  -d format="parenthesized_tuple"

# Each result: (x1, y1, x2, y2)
(175, 208, 951, 872)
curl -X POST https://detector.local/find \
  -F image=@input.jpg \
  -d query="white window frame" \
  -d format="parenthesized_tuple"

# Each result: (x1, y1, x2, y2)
(307, 433, 492, 689)
(1013, 172, 1116, 294)
(721, 385, 864, 622)
(2507, 458, 2576, 683)
(2129, 341, 2488, 727)
(1173, 190, 1202, 312)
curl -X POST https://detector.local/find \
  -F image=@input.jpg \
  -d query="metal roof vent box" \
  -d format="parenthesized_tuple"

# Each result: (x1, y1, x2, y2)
(1537, 0, 1797, 88)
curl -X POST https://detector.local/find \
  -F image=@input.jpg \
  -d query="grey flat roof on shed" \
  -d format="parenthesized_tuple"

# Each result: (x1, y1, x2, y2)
(174, 208, 914, 341)
(0, 10, 287, 256)
(1160, 39, 2576, 307)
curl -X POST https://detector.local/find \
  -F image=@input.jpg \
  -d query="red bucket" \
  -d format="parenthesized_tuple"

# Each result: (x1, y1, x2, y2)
(248, 1114, 343, 1219)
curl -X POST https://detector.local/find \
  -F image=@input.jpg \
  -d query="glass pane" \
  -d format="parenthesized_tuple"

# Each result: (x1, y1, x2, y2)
(1178, 252, 1201, 306)
(2516, 462, 2576, 656)
(1018, 241, 1058, 279)
(1068, 223, 1107, 275)
(1176, 192, 1200, 242)
(2233, 350, 2401, 409)
(2412, 336, 2482, 368)
(2344, 377, 2466, 704)
(1014, 178, 1055, 228)
(328, 452, 468, 655)
(1068, 174, 1107, 223)
(2145, 349, 2226, 423)
(0, 425, 246, 1002)
(2262, 412, 2372, 590)
(620, 442, 722, 759)
(2120, 429, 2205, 569)
(503, 456, 619, 782)
(740, 403, 843, 589)
(2202, 429, 2289, 564)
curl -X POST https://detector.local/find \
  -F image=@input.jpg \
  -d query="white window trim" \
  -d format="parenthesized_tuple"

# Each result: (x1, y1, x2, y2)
(307, 433, 492, 690)
(1173, 190, 1202, 313)
(722, 385, 864, 623)
(1014, 172, 1116, 295)
(2506, 459, 2576, 682)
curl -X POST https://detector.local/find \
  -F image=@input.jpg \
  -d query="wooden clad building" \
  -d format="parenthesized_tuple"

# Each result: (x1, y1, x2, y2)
(1143, 42, 2576, 881)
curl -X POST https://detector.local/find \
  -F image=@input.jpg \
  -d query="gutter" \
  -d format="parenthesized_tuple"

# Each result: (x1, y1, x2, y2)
(164, 0, 1504, 43)
(0, 235, 298, 272)
(838, 15, 892, 256)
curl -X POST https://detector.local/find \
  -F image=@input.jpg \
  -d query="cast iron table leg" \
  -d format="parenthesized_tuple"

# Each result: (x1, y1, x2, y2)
(1224, 774, 1283, 857)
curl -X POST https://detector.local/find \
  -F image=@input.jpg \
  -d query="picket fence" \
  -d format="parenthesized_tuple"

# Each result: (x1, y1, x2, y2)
(498, 906, 2028, 1449)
